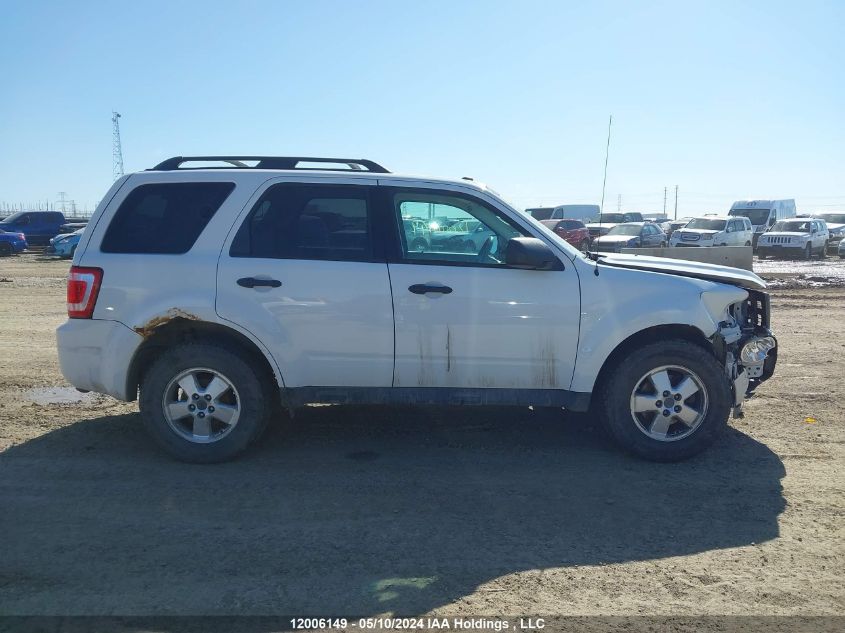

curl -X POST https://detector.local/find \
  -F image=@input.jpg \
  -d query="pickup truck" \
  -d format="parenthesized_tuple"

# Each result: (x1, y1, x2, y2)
(0, 211, 68, 246)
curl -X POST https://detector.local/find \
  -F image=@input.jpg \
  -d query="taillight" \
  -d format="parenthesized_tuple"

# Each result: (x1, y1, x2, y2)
(67, 266, 103, 319)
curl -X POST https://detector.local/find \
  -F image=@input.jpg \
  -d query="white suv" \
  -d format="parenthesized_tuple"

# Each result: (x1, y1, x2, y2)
(57, 156, 778, 463)
(670, 216, 753, 248)
(757, 218, 830, 259)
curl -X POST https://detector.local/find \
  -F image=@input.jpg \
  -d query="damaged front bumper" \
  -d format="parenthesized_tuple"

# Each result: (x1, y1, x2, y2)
(715, 290, 778, 417)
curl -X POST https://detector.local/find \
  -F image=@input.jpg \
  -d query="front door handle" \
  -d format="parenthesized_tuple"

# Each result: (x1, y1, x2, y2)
(408, 284, 453, 295)
(237, 277, 282, 289)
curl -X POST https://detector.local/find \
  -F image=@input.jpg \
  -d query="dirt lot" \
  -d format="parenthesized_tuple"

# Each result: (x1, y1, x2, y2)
(0, 253, 843, 618)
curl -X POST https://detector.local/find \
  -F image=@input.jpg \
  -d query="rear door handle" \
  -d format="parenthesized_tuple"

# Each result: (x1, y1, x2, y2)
(408, 284, 453, 295)
(237, 277, 282, 289)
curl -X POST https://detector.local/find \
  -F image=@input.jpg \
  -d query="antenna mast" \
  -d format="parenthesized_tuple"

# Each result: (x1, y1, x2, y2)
(599, 115, 613, 213)
(112, 111, 124, 181)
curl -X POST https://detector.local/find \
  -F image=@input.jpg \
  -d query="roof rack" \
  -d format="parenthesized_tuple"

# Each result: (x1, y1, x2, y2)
(150, 156, 390, 173)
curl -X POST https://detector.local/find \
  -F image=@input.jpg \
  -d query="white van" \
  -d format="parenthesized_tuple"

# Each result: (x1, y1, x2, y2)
(527, 204, 600, 222)
(728, 200, 796, 248)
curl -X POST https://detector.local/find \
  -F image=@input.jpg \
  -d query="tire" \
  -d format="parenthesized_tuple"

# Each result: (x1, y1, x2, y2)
(819, 242, 828, 259)
(139, 342, 274, 463)
(660, 241, 667, 248)
(745, 241, 752, 247)
(803, 243, 812, 260)
(409, 238, 427, 252)
(0, 243, 11, 257)
(596, 339, 732, 462)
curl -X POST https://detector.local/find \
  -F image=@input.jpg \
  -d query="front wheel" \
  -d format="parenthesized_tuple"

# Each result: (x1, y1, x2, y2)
(139, 342, 274, 463)
(804, 243, 812, 260)
(596, 340, 731, 461)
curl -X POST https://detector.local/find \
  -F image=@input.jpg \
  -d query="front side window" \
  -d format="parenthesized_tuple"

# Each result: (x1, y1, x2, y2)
(101, 182, 234, 254)
(391, 189, 527, 265)
(230, 184, 372, 261)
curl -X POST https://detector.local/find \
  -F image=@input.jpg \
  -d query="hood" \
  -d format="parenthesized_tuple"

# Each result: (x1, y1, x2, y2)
(676, 229, 720, 236)
(594, 234, 636, 243)
(597, 253, 766, 290)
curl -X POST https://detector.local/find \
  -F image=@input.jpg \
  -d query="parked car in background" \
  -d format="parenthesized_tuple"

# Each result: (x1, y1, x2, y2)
(0, 229, 28, 256)
(757, 218, 829, 260)
(812, 212, 845, 254)
(729, 200, 796, 249)
(0, 211, 67, 246)
(670, 216, 753, 248)
(540, 219, 591, 251)
(839, 238, 845, 258)
(402, 218, 432, 251)
(46, 228, 85, 258)
(585, 212, 645, 239)
(591, 221, 666, 252)
(527, 204, 600, 223)
(661, 217, 693, 239)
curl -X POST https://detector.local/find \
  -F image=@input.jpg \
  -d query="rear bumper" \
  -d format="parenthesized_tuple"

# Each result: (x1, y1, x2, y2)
(56, 319, 143, 401)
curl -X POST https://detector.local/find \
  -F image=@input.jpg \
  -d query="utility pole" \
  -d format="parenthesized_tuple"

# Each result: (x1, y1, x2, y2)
(663, 187, 668, 216)
(674, 185, 679, 220)
(112, 111, 124, 181)
(617, 194, 622, 212)
(599, 115, 612, 213)
(57, 192, 68, 213)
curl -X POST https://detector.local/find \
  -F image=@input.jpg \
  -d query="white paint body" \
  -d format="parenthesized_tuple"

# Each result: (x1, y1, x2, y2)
(670, 216, 753, 248)
(57, 167, 767, 404)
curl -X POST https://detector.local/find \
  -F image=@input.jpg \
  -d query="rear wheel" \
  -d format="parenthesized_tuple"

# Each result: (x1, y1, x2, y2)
(0, 243, 11, 257)
(745, 241, 752, 246)
(597, 339, 731, 461)
(819, 242, 828, 259)
(139, 342, 273, 463)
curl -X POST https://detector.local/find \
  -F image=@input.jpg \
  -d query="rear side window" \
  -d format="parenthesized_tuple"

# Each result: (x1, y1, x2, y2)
(101, 182, 234, 254)
(229, 184, 373, 261)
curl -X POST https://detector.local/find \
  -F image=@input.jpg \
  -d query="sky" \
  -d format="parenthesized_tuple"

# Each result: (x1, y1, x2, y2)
(1, 0, 843, 216)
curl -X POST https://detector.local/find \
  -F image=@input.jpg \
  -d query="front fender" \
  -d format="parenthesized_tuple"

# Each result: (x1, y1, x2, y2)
(570, 266, 747, 393)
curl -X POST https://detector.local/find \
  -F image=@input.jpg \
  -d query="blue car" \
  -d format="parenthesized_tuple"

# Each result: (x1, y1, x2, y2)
(0, 229, 28, 256)
(46, 228, 84, 258)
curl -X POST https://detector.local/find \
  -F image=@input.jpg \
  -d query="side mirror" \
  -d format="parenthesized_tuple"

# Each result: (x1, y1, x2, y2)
(505, 237, 563, 270)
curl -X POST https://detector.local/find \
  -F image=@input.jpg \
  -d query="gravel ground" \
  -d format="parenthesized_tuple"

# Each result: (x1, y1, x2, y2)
(0, 253, 842, 618)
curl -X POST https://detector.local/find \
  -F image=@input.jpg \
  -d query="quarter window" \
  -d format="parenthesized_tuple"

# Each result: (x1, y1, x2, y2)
(230, 184, 373, 261)
(101, 182, 234, 254)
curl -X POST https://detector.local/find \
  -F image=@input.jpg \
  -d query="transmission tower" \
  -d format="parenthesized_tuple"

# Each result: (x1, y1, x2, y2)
(112, 111, 124, 181)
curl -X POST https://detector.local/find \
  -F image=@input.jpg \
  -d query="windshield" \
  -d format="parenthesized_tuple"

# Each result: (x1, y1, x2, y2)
(606, 224, 641, 236)
(0, 212, 25, 224)
(527, 208, 554, 220)
(686, 218, 726, 230)
(595, 213, 625, 224)
(772, 220, 811, 232)
(730, 208, 770, 225)
(818, 214, 845, 224)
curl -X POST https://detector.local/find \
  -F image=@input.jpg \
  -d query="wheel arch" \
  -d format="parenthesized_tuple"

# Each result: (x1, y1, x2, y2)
(126, 318, 282, 402)
(590, 324, 715, 409)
